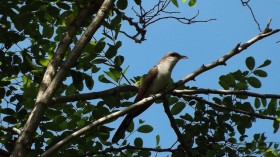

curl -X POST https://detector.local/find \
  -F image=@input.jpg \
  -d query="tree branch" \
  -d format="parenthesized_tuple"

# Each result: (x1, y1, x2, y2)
(175, 19, 280, 88)
(163, 98, 188, 154)
(240, 0, 261, 31)
(37, 1, 100, 102)
(183, 95, 276, 121)
(52, 85, 137, 104)
(173, 88, 280, 99)
(41, 93, 163, 157)
(11, 1, 114, 157)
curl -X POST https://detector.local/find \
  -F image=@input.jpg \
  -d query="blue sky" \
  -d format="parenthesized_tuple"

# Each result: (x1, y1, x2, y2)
(107, 0, 280, 153)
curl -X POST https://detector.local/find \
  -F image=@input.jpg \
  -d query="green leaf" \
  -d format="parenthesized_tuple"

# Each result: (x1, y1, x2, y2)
(139, 119, 145, 124)
(56, 2, 71, 10)
(276, 117, 280, 122)
(46, 6, 60, 17)
(39, 58, 49, 67)
(171, 0, 179, 7)
(138, 125, 153, 133)
(237, 125, 245, 135)
(253, 69, 267, 77)
(43, 24, 54, 39)
(104, 69, 121, 82)
(156, 135, 160, 146)
(188, 0, 196, 6)
(84, 74, 94, 90)
(134, 137, 143, 147)
(235, 82, 248, 90)
(105, 41, 122, 59)
(0, 88, 5, 99)
(267, 99, 277, 115)
(273, 120, 279, 133)
(127, 121, 134, 132)
(114, 55, 124, 67)
(181, 113, 193, 121)
(117, 0, 128, 10)
(247, 77, 261, 88)
(245, 56, 255, 70)
(71, 70, 84, 91)
(171, 102, 186, 115)
(3, 116, 17, 124)
(134, 0, 141, 5)
(254, 98, 261, 109)
(261, 98, 267, 107)
(98, 74, 112, 84)
(258, 59, 271, 68)
(182, 0, 187, 2)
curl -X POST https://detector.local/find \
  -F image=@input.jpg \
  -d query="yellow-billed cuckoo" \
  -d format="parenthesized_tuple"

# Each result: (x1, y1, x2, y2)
(112, 52, 187, 143)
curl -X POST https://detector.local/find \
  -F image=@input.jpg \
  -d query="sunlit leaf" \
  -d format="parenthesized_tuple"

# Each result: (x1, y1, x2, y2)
(104, 69, 121, 82)
(39, 58, 49, 67)
(98, 74, 112, 84)
(171, 0, 179, 7)
(189, 0, 196, 6)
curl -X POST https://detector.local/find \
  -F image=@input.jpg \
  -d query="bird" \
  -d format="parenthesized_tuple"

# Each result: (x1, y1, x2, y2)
(112, 52, 187, 143)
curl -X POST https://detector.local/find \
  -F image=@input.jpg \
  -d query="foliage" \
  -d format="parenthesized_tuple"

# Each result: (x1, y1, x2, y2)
(0, 0, 279, 157)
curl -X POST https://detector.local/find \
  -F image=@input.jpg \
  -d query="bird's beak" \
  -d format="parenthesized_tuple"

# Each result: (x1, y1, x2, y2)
(180, 55, 188, 59)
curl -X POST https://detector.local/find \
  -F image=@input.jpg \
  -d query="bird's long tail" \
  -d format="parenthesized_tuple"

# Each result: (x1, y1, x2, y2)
(112, 102, 152, 143)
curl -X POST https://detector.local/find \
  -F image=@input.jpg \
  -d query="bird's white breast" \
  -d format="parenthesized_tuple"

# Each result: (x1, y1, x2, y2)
(148, 62, 173, 94)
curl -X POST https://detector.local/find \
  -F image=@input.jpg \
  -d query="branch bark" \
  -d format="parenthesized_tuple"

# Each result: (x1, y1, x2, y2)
(53, 85, 137, 104)
(11, 1, 113, 157)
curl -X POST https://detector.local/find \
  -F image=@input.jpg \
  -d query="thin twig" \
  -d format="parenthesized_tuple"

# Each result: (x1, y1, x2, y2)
(184, 95, 276, 120)
(240, 0, 261, 31)
(173, 88, 280, 99)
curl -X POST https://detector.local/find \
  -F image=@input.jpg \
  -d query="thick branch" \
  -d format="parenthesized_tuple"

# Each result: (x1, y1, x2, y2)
(184, 95, 276, 121)
(173, 88, 280, 99)
(11, 1, 113, 157)
(175, 20, 280, 88)
(163, 98, 187, 153)
(42, 93, 163, 157)
(53, 85, 137, 104)
(37, 1, 100, 102)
